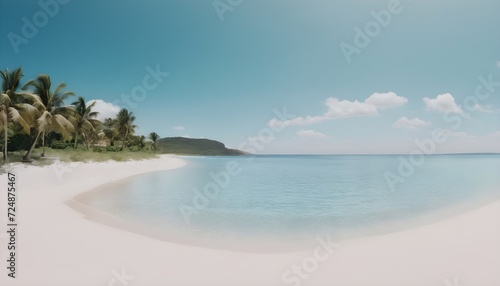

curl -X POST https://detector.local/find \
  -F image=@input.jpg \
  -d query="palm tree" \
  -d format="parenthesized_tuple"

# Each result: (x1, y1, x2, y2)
(0, 67, 42, 162)
(149, 132, 160, 151)
(102, 118, 118, 146)
(115, 108, 136, 151)
(138, 135, 146, 149)
(71, 97, 100, 149)
(22, 74, 75, 157)
(23, 108, 75, 162)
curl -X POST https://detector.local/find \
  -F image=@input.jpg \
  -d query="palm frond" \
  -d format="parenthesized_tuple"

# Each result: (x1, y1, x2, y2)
(21, 78, 39, 91)
(57, 91, 75, 104)
(37, 111, 52, 133)
(52, 106, 76, 117)
(15, 103, 40, 127)
(88, 111, 99, 118)
(52, 82, 67, 96)
(8, 107, 30, 134)
(87, 118, 101, 127)
(17, 92, 45, 111)
(82, 120, 95, 132)
(0, 109, 7, 131)
(50, 114, 73, 140)
(0, 93, 11, 106)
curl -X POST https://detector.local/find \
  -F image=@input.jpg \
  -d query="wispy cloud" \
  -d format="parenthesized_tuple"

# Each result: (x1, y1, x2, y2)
(269, 92, 407, 128)
(392, 117, 432, 129)
(247, 135, 274, 143)
(87, 99, 121, 121)
(473, 104, 494, 113)
(297, 129, 327, 139)
(441, 129, 474, 139)
(423, 93, 463, 114)
(173, 126, 185, 130)
(497, 60, 500, 67)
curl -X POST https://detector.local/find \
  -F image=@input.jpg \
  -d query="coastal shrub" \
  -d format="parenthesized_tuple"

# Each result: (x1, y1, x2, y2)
(51, 140, 68, 150)
(8, 134, 32, 151)
(92, 147, 103, 153)
(105, 146, 120, 152)
(130, 146, 142, 152)
(76, 145, 87, 151)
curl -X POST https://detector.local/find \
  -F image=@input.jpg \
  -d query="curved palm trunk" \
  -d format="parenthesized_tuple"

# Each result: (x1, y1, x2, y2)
(23, 131, 42, 162)
(120, 130, 128, 151)
(41, 131, 45, 157)
(83, 133, 90, 150)
(3, 123, 7, 162)
(3, 105, 9, 163)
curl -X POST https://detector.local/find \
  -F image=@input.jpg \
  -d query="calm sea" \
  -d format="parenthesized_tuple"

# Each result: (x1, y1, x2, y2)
(77, 154, 500, 251)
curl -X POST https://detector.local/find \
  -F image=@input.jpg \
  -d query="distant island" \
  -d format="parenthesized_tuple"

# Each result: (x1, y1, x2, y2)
(156, 137, 247, 156)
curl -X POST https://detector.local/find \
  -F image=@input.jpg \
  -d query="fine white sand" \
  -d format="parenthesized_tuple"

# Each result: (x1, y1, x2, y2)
(1, 155, 499, 286)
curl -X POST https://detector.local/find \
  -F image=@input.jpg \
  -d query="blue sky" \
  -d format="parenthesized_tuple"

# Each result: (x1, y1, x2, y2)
(1, 0, 499, 154)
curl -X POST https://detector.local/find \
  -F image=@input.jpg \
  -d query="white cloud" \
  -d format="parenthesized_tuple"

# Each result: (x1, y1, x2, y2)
(441, 129, 474, 139)
(364, 92, 409, 109)
(423, 93, 463, 114)
(297, 129, 327, 139)
(392, 117, 432, 129)
(87, 99, 121, 121)
(497, 61, 500, 67)
(269, 92, 407, 128)
(173, 126, 185, 130)
(473, 104, 494, 113)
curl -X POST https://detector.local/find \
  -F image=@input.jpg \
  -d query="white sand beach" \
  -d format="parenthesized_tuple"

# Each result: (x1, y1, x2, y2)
(1, 155, 499, 286)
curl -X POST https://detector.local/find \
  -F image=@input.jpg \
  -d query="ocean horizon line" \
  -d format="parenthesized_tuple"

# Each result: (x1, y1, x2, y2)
(237, 152, 500, 156)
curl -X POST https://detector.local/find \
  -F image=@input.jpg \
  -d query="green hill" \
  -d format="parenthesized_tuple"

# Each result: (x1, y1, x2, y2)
(155, 137, 246, 156)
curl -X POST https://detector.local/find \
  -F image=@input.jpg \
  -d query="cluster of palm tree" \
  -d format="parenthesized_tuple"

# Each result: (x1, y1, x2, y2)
(0, 67, 162, 163)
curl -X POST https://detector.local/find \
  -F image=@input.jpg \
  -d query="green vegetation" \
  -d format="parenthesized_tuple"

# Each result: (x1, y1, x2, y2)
(115, 108, 137, 151)
(149, 132, 160, 152)
(71, 96, 100, 150)
(5, 147, 157, 166)
(156, 137, 246, 156)
(22, 73, 75, 161)
(0, 67, 42, 162)
(0, 66, 245, 165)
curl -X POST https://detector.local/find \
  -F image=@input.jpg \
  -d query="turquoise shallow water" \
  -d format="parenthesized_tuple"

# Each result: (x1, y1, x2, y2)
(78, 155, 500, 250)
